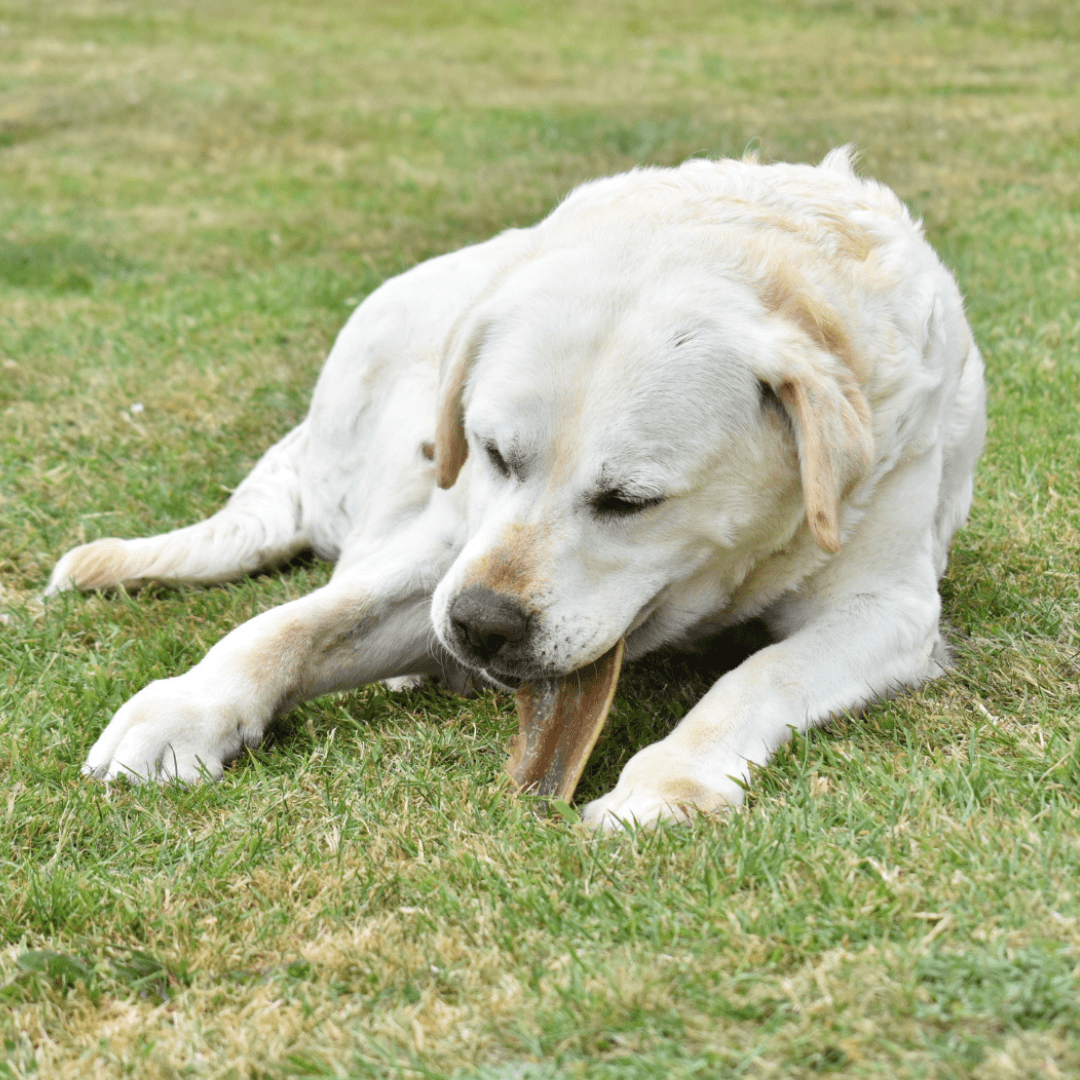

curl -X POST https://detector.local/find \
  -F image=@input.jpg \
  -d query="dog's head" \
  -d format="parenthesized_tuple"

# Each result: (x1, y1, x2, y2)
(430, 170, 874, 685)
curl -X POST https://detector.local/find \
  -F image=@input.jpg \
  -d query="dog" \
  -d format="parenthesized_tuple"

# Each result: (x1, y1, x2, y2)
(46, 147, 986, 829)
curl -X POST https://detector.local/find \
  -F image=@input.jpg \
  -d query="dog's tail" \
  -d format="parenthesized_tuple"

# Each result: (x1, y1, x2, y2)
(44, 422, 310, 596)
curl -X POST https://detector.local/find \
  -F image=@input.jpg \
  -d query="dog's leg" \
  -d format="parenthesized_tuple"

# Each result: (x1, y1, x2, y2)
(81, 504, 457, 782)
(582, 456, 951, 830)
(582, 581, 942, 830)
(45, 422, 310, 595)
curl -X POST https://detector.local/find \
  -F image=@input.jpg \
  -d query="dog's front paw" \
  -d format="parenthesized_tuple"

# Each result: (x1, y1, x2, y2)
(580, 743, 745, 832)
(83, 677, 251, 783)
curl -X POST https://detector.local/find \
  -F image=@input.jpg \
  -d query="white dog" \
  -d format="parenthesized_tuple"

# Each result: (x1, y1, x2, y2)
(47, 148, 986, 829)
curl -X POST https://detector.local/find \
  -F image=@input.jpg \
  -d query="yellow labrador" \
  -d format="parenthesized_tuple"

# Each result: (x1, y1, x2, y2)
(48, 148, 986, 828)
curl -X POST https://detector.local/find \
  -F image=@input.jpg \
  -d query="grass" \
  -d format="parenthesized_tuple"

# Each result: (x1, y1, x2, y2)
(1, 0, 1079, 1075)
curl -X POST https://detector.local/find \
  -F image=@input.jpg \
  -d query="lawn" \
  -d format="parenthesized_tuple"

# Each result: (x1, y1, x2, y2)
(1, 1, 1079, 1077)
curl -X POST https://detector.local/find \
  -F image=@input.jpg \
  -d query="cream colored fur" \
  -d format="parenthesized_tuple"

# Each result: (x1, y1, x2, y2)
(48, 148, 986, 829)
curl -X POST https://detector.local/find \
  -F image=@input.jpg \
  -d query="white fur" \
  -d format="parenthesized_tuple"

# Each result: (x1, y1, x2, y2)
(49, 149, 986, 829)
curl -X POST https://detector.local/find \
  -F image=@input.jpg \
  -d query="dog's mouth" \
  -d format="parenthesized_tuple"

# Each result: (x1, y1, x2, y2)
(497, 592, 669, 800)
(438, 585, 663, 798)
(506, 638, 625, 802)
(454, 640, 608, 690)
(462, 592, 665, 690)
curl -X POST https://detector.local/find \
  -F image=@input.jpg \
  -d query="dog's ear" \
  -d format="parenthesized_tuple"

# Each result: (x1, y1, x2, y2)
(763, 341, 873, 554)
(435, 316, 490, 489)
(433, 230, 539, 488)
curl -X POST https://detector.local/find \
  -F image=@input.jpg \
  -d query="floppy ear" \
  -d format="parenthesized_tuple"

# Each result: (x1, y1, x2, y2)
(766, 342, 873, 554)
(434, 316, 490, 489)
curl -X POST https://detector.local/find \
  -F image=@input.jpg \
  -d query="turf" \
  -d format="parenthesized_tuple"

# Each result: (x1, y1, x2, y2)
(1, 1, 1078, 1076)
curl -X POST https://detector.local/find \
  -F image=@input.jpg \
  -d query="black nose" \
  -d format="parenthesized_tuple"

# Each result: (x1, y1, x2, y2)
(449, 584, 529, 664)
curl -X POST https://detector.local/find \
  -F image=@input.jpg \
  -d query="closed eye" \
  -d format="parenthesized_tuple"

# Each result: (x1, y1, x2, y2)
(759, 379, 780, 409)
(484, 441, 512, 478)
(591, 489, 665, 517)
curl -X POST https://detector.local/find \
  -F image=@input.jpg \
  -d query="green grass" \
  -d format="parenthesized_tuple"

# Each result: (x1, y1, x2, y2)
(2, 0, 1079, 1076)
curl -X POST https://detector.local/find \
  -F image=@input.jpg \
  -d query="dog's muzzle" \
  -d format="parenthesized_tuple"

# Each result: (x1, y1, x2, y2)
(447, 586, 626, 802)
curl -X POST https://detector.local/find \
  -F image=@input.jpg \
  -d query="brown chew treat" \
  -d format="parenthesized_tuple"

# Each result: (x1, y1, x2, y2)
(508, 639, 625, 801)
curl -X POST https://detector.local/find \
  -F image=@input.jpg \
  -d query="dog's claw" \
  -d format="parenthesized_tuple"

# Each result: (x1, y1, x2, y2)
(508, 639, 624, 802)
